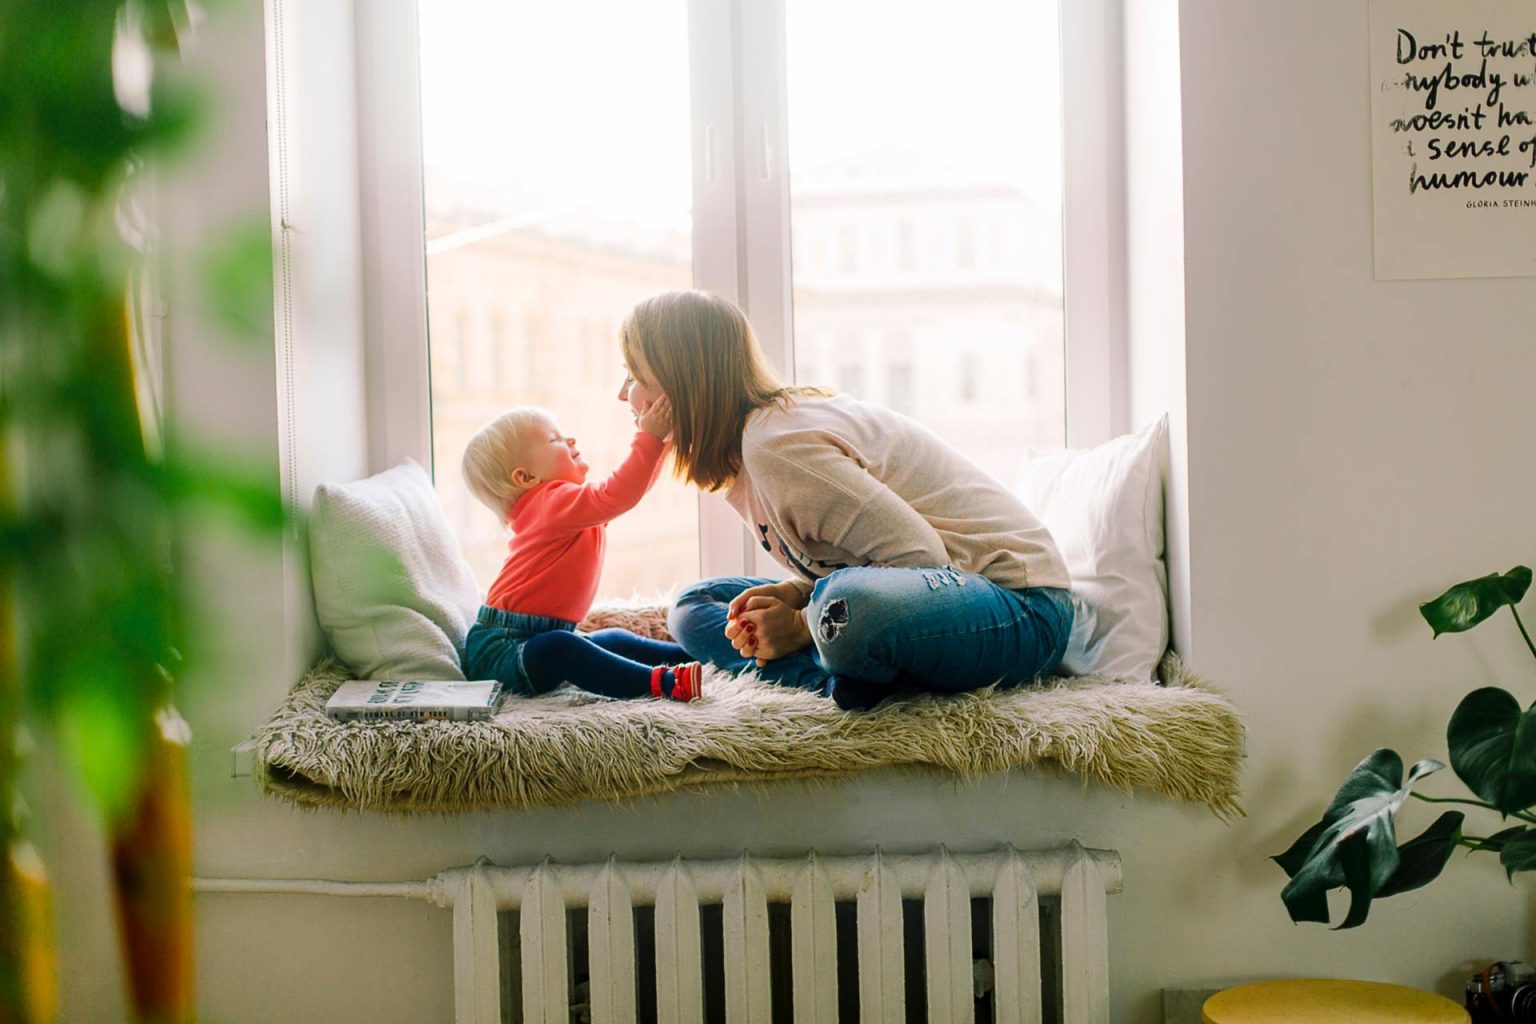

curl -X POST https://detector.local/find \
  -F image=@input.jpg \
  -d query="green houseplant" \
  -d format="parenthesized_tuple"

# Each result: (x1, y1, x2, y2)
(1274, 566, 1536, 929)
(2, 2, 282, 1020)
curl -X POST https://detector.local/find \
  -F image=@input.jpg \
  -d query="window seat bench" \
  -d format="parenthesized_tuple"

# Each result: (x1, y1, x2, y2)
(254, 609, 1243, 817)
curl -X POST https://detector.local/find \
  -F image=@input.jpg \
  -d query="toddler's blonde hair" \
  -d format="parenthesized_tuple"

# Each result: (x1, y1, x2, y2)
(461, 407, 554, 522)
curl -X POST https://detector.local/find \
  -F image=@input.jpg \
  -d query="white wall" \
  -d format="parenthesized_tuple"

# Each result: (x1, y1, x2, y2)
(46, 1, 1536, 1022)
(1154, 0, 1536, 1006)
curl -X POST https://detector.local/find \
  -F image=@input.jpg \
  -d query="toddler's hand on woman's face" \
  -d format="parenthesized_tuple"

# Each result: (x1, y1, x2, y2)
(638, 395, 673, 439)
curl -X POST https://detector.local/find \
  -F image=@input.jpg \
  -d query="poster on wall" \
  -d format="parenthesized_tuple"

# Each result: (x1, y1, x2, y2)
(1370, 0, 1536, 280)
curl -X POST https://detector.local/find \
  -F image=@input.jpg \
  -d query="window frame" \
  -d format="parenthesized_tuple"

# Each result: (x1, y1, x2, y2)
(354, 0, 1127, 581)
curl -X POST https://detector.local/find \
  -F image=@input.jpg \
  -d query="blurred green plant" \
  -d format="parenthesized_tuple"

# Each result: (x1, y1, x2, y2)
(1, 1, 283, 1019)
(1274, 566, 1536, 929)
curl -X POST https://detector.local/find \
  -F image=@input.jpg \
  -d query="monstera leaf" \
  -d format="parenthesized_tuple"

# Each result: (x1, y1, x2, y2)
(1275, 809, 1463, 903)
(1373, 811, 1466, 898)
(1420, 567, 1532, 637)
(1273, 750, 1450, 928)
(1446, 687, 1536, 815)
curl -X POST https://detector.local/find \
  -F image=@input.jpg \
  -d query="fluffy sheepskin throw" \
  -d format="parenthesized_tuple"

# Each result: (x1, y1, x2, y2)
(256, 607, 1244, 817)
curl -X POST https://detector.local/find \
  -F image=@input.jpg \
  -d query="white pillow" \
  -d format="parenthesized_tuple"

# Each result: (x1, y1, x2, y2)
(309, 460, 482, 680)
(1017, 416, 1169, 683)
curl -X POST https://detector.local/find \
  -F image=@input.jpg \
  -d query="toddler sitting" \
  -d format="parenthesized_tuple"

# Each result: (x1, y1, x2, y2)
(460, 399, 702, 701)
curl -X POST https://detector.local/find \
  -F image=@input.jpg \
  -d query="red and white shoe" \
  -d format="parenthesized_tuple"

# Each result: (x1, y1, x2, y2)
(671, 662, 703, 702)
(650, 662, 704, 702)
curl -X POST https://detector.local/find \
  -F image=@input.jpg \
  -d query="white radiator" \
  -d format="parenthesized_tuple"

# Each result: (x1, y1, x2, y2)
(429, 843, 1121, 1024)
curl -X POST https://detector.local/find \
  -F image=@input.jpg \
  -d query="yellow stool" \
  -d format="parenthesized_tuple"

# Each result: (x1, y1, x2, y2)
(1202, 979, 1469, 1024)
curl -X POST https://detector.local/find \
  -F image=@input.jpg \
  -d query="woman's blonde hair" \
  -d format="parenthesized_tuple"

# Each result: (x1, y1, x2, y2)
(461, 407, 552, 521)
(620, 290, 820, 491)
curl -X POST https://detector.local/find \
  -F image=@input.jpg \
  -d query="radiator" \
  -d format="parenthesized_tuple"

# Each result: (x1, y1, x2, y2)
(429, 843, 1121, 1024)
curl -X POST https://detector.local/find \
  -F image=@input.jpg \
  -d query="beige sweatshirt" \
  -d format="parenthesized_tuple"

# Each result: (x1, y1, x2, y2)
(724, 393, 1070, 594)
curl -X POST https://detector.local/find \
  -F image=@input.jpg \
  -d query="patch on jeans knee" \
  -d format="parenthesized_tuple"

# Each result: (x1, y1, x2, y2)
(819, 598, 850, 642)
(921, 566, 968, 590)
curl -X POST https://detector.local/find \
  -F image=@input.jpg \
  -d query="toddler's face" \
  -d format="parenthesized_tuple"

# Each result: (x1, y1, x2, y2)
(518, 415, 587, 485)
(618, 353, 662, 420)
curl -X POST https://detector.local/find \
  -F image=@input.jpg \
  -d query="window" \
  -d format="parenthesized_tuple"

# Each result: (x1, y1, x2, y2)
(784, 0, 1065, 485)
(358, 0, 1125, 586)
(960, 353, 980, 404)
(837, 223, 859, 273)
(418, 1, 700, 597)
(888, 360, 915, 416)
(897, 220, 916, 271)
(837, 360, 865, 401)
(488, 314, 507, 388)
(957, 222, 976, 269)
(452, 312, 469, 390)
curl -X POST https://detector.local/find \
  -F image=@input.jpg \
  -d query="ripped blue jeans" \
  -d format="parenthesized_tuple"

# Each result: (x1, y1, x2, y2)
(668, 567, 1074, 702)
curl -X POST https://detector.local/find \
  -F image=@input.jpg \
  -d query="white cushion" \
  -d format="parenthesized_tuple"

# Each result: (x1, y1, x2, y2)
(309, 460, 482, 680)
(1017, 416, 1169, 683)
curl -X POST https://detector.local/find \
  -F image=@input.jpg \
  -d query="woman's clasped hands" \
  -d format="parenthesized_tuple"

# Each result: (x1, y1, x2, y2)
(724, 579, 813, 667)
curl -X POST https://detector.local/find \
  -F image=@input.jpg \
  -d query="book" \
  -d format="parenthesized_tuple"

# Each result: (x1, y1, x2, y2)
(325, 679, 505, 723)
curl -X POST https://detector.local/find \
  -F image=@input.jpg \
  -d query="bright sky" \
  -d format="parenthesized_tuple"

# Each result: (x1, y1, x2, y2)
(417, 0, 1063, 226)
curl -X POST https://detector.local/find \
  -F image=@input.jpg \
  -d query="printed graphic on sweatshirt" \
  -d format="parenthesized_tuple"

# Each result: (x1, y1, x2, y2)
(759, 521, 849, 582)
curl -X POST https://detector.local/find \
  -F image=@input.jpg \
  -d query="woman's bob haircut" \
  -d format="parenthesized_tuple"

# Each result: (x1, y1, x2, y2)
(620, 290, 821, 492)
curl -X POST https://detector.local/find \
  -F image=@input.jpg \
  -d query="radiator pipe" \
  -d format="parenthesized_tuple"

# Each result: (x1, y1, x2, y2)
(191, 877, 438, 901)
(192, 844, 1122, 911)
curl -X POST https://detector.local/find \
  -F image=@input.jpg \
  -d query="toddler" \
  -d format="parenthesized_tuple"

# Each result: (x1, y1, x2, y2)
(461, 399, 702, 701)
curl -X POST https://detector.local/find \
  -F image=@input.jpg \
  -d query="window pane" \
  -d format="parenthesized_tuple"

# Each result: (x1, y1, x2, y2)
(785, 0, 1067, 483)
(419, 1, 698, 600)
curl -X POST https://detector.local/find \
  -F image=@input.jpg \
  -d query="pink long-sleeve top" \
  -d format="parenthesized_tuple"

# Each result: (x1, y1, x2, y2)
(484, 431, 666, 622)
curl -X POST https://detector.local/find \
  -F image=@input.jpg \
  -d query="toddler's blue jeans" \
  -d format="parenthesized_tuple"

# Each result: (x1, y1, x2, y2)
(668, 567, 1073, 708)
(464, 606, 689, 699)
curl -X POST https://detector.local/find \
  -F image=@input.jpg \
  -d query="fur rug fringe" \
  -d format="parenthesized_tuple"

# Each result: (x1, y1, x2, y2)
(255, 629, 1244, 816)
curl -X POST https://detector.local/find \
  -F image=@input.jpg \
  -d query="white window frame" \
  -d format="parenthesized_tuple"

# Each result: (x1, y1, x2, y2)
(355, 0, 432, 478)
(1060, 0, 1130, 447)
(354, 0, 1127, 581)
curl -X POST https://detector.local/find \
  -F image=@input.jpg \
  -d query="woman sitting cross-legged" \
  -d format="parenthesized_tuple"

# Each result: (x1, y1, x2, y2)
(615, 289, 1075, 710)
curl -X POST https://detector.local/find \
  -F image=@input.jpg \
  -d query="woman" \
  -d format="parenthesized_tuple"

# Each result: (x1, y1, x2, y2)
(618, 290, 1073, 709)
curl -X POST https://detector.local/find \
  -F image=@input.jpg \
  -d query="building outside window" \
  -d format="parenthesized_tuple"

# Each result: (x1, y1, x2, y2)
(412, 0, 1082, 597)
(419, 2, 698, 598)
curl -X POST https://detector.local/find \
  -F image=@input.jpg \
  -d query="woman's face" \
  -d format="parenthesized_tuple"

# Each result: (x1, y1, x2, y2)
(618, 351, 663, 419)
